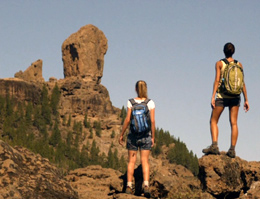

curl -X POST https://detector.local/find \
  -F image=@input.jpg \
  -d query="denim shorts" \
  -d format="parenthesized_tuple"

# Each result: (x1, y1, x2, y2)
(215, 97, 241, 107)
(127, 133, 152, 151)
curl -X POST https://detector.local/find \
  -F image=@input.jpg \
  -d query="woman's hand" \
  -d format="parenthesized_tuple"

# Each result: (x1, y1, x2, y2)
(119, 135, 124, 146)
(244, 101, 250, 112)
(151, 137, 154, 147)
(211, 97, 216, 109)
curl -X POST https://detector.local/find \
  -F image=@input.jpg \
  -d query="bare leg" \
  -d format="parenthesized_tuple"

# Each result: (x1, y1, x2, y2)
(127, 150, 137, 183)
(229, 106, 239, 147)
(140, 150, 150, 182)
(210, 106, 225, 142)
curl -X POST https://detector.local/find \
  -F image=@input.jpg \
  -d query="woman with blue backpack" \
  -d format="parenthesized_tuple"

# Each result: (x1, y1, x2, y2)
(119, 80, 155, 198)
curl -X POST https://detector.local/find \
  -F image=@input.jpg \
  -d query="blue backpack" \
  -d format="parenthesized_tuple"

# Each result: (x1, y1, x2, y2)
(129, 98, 151, 136)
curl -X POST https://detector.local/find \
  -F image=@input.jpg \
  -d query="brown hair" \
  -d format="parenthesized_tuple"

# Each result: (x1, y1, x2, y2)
(135, 80, 148, 98)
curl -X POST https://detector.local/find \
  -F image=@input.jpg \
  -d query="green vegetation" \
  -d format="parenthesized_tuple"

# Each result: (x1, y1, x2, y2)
(0, 85, 127, 172)
(0, 86, 198, 176)
(152, 128, 199, 176)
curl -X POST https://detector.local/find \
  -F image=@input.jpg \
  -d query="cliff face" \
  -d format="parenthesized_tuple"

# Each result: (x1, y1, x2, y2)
(0, 79, 41, 104)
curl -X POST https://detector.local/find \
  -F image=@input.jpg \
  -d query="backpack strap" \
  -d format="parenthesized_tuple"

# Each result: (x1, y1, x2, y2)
(144, 98, 151, 104)
(129, 98, 137, 106)
(129, 98, 151, 105)
(221, 58, 238, 64)
(221, 58, 229, 64)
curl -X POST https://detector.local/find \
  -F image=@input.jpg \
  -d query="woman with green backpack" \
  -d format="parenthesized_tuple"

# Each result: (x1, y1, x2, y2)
(202, 42, 249, 158)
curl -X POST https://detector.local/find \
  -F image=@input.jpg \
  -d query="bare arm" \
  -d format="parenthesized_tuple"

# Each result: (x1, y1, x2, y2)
(239, 63, 250, 112)
(118, 107, 131, 146)
(211, 61, 222, 108)
(150, 108, 155, 147)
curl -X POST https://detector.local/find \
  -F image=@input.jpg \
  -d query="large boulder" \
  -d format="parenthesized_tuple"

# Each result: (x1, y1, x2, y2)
(66, 165, 123, 199)
(62, 24, 108, 83)
(0, 139, 78, 199)
(199, 153, 260, 198)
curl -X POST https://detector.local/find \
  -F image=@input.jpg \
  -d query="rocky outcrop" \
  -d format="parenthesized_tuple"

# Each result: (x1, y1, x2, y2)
(15, 59, 45, 83)
(0, 139, 78, 199)
(0, 78, 41, 104)
(199, 153, 260, 199)
(66, 159, 203, 199)
(66, 165, 123, 199)
(55, 77, 120, 125)
(62, 24, 108, 84)
(0, 24, 119, 128)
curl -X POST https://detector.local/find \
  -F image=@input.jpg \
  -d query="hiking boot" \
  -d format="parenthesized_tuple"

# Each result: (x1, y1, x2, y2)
(143, 186, 151, 198)
(226, 148, 236, 158)
(202, 144, 220, 155)
(125, 186, 133, 195)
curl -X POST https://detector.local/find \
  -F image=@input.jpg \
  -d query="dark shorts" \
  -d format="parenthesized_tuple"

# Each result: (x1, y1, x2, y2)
(215, 97, 241, 107)
(127, 133, 152, 151)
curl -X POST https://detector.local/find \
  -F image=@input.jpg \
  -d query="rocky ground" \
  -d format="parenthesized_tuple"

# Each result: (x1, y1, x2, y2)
(1, 139, 260, 199)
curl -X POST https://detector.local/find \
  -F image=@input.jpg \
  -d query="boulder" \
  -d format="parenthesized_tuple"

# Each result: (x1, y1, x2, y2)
(65, 165, 123, 199)
(239, 181, 260, 199)
(62, 24, 108, 84)
(199, 153, 260, 198)
(0, 139, 78, 199)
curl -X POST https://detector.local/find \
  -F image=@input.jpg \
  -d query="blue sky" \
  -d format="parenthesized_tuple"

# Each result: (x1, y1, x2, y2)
(1, 1, 259, 161)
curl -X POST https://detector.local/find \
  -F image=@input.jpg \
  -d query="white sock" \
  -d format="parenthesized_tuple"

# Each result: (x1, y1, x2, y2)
(127, 182, 132, 188)
(144, 181, 149, 187)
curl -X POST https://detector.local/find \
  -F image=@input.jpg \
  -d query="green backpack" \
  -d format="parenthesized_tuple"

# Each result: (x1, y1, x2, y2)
(218, 59, 244, 96)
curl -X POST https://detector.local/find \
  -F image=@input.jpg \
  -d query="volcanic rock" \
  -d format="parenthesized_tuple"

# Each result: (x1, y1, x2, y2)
(0, 78, 41, 104)
(0, 139, 78, 199)
(199, 153, 260, 198)
(15, 59, 45, 83)
(62, 24, 108, 83)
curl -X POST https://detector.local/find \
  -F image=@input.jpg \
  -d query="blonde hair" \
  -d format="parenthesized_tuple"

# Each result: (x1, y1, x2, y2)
(135, 80, 148, 98)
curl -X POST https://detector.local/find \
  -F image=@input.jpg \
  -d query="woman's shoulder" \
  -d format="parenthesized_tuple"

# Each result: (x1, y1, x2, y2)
(147, 99, 155, 109)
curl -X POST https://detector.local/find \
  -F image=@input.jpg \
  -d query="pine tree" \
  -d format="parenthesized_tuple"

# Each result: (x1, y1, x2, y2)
(83, 113, 91, 128)
(25, 102, 33, 126)
(120, 106, 127, 124)
(90, 140, 100, 164)
(50, 83, 61, 116)
(49, 122, 61, 147)
(41, 85, 51, 124)
(67, 114, 71, 127)
(111, 130, 115, 138)
(88, 127, 93, 139)
(119, 155, 127, 173)
(93, 121, 102, 137)
(107, 147, 114, 168)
